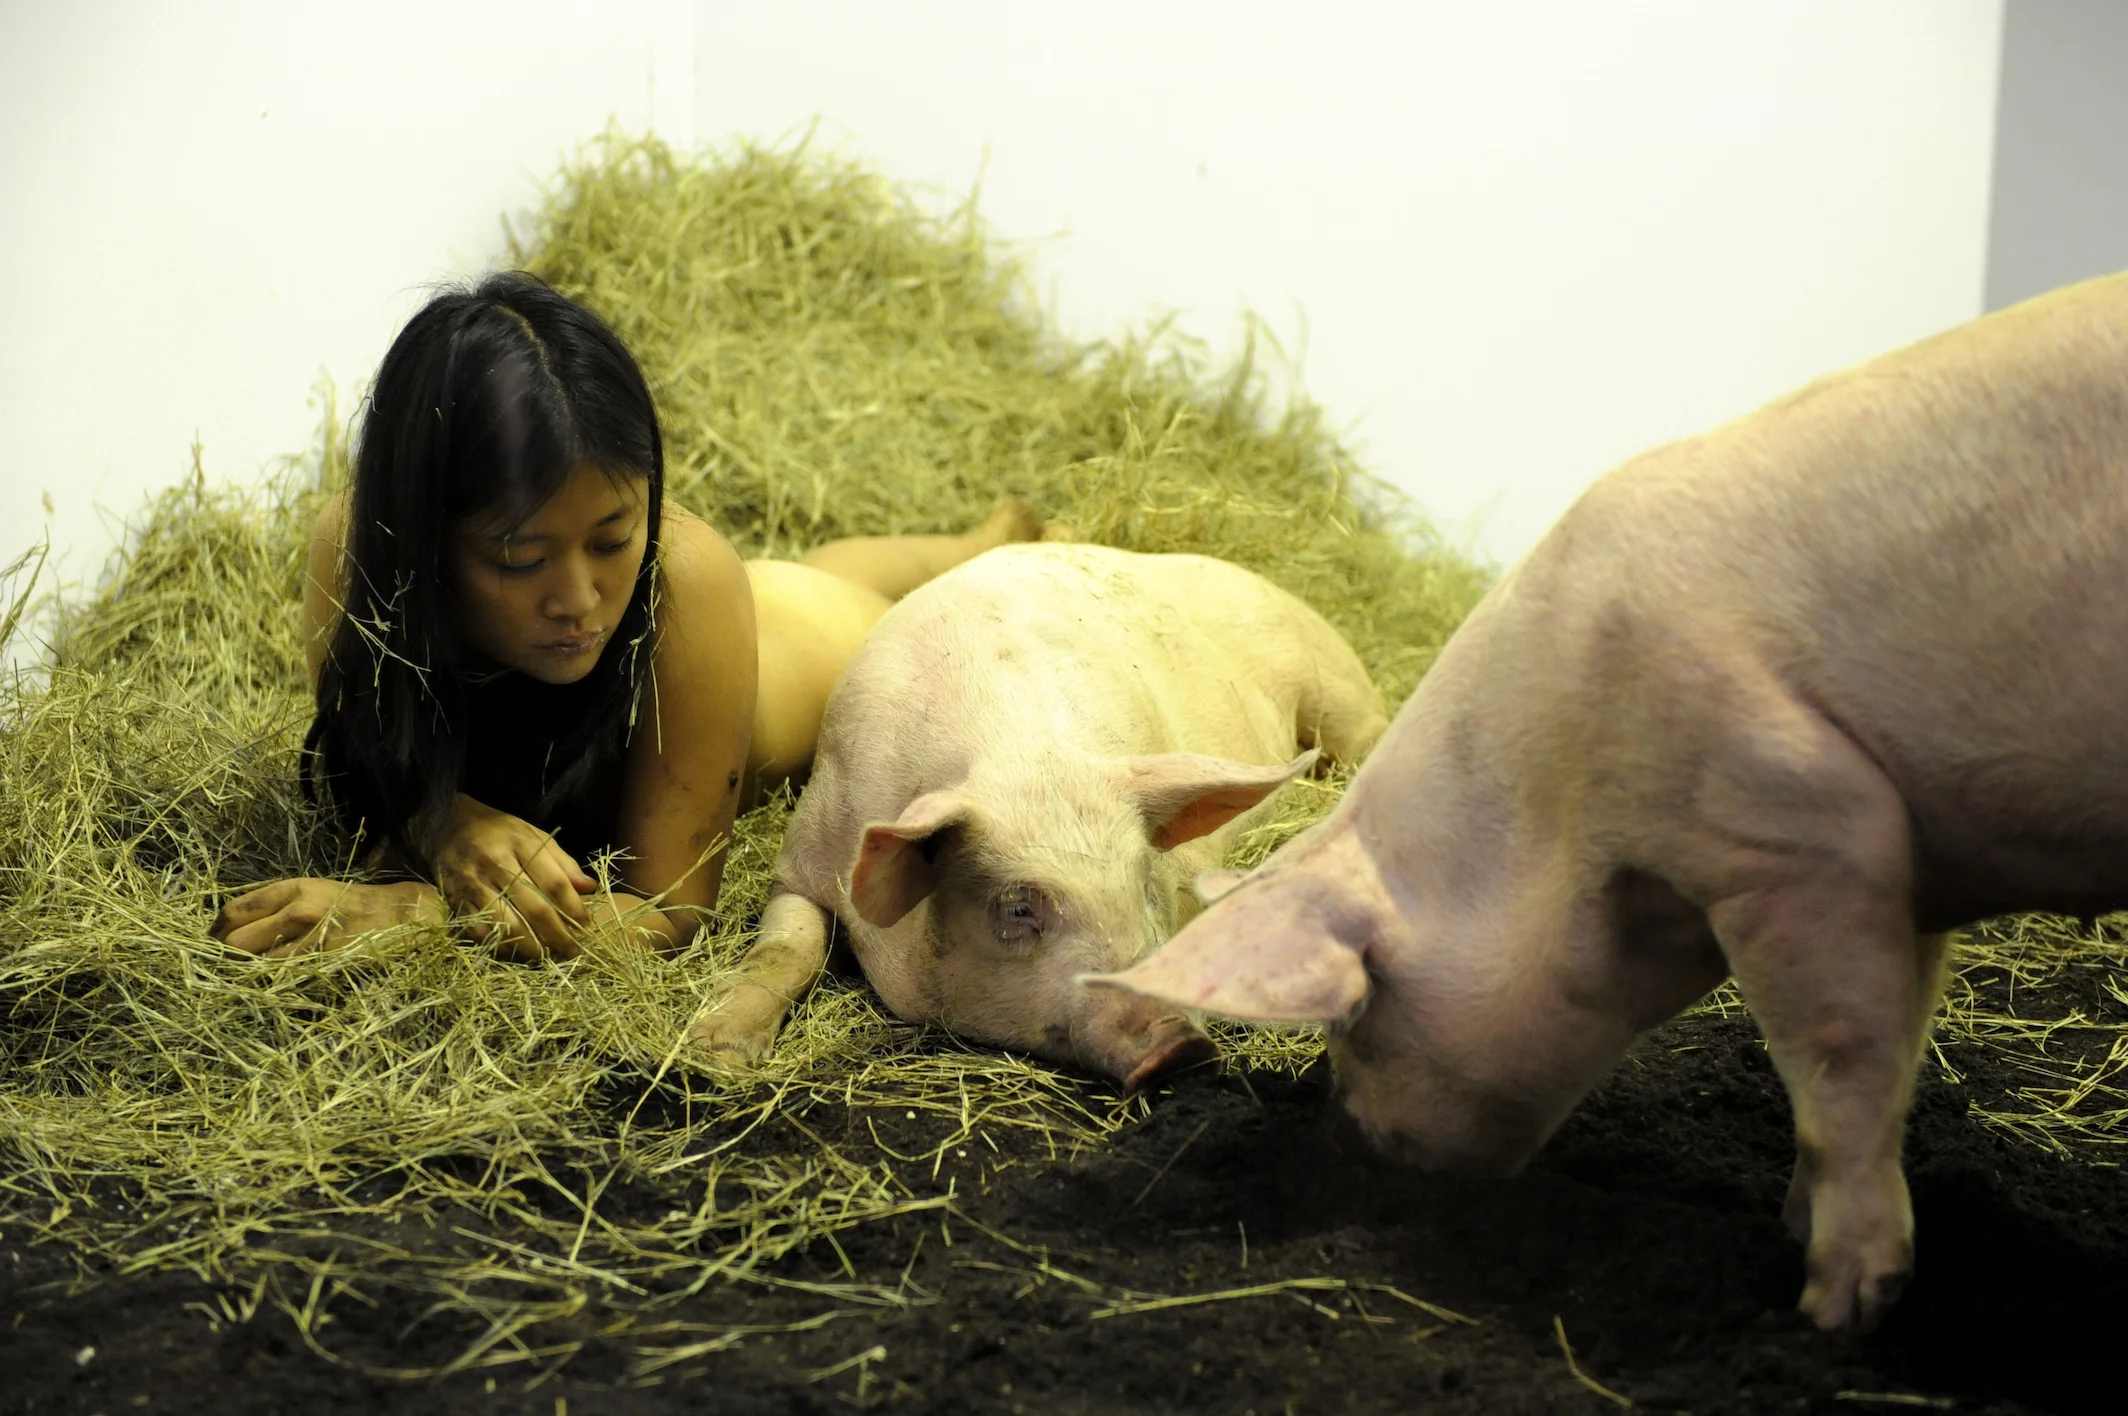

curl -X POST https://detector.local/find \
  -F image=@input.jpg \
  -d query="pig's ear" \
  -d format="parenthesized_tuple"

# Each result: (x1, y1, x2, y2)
(1081, 921, 1368, 1024)
(1193, 867, 1246, 904)
(850, 792, 973, 928)
(1124, 749, 1319, 851)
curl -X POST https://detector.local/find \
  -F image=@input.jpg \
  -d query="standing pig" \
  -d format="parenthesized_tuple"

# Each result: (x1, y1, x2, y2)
(1090, 272, 2128, 1330)
(687, 542, 1387, 1087)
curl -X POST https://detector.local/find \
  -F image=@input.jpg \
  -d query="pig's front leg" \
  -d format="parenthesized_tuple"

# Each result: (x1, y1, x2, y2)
(684, 889, 830, 1067)
(1693, 702, 1943, 1332)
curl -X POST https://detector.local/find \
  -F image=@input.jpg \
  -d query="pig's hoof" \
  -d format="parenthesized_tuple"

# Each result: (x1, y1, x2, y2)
(1799, 1240, 1914, 1331)
(682, 1008, 781, 1073)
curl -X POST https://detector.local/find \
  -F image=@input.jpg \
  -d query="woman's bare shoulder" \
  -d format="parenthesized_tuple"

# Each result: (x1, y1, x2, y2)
(312, 489, 350, 555)
(653, 505, 754, 659)
(658, 505, 747, 597)
(302, 492, 353, 688)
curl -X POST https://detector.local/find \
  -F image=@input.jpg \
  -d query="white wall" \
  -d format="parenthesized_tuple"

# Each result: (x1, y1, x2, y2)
(0, 0, 692, 606)
(700, 0, 2004, 563)
(1985, 0, 2128, 310)
(4, 0, 2003, 623)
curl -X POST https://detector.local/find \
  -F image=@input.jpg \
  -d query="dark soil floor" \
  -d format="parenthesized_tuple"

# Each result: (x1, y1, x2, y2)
(5, 960, 2122, 1416)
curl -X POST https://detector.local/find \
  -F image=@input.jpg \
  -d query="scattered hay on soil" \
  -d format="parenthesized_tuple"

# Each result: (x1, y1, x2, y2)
(1, 134, 2121, 1395)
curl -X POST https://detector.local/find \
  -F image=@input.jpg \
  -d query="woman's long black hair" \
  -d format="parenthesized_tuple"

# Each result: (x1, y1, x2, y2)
(304, 272, 665, 858)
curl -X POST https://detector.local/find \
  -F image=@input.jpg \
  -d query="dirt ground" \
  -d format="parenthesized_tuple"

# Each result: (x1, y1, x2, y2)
(4, 953, 2121, 1416)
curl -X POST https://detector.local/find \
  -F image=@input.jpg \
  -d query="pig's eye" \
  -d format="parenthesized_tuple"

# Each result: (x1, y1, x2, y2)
(992, 887, 1045, 945)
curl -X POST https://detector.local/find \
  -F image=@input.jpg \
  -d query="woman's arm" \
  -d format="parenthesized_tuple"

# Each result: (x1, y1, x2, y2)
(223, 492, 595, 956)
(215, 494, 429, 956)
(302, 490, 349, 694)
(596, 510, 758, 953)
(226, 500, 755, 961)
(313, 488, 603, 954)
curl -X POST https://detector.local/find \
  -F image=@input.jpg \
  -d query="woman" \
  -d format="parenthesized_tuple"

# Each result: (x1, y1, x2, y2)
(214, 272, 1042, 960)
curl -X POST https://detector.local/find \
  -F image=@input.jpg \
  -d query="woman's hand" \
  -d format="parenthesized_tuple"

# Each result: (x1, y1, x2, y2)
(213, 879, 443, 957)
(430, 794, 596, 961)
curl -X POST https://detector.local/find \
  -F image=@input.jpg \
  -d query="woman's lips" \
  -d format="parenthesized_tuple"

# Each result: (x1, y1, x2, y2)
(539, 629, 605, 657)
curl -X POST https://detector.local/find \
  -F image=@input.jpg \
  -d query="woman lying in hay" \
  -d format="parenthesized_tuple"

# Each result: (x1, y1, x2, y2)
(213, 272, 1050, 962)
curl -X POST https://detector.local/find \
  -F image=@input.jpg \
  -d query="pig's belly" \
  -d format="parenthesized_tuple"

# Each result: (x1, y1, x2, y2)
(1905, 794, 2128, 931)
(1807, 626, 2128, 931)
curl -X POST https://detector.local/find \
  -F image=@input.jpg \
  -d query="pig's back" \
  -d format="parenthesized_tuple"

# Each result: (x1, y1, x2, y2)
(1519, 271, 2128, 922)
(882, 543, 1331, 756)
(784, 544, 1349, 887)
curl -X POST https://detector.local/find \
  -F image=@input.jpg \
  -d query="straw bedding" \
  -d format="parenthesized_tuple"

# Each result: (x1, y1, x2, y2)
(1, 134, 2121, 1392)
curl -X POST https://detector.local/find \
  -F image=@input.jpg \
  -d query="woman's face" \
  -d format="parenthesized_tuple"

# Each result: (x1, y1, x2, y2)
(451, 462, 651, 685)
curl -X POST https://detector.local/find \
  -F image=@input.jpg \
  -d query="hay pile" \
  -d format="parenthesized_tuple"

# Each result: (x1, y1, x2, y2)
(0, 133, 1484, 1375)
(0, 133, 2119, 1381)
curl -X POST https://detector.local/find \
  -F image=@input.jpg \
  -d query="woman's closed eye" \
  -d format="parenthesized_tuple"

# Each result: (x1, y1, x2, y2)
(490, 529, 633, 575)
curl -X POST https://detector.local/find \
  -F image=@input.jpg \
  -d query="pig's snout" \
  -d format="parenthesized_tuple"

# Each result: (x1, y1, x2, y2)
(1332, 1045, 1549, 1176)
(1356, 1118, 1537, 1177)
(1076, 989, 1219, 1090)
(1122, 1020, 1220, 1092)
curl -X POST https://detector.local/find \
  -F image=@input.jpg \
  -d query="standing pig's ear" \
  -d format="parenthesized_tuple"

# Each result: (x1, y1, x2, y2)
(850, 792, 974, 928)
(1081, 911, 1370, 1024)
(1122, 749, 1319, 851)
(1087, 830, 1385, 1023)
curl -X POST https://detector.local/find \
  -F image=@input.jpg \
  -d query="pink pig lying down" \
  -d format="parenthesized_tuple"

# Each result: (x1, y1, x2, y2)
(685, 542, 1388, 1088)
(1090, 271, 2128, 1332)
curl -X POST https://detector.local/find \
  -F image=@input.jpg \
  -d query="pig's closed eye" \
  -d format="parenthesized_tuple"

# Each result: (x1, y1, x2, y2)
(992, 887, 1045, 945)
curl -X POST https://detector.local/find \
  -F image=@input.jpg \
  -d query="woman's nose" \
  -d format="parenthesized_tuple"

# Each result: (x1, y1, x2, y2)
(542, 561, 600, 620)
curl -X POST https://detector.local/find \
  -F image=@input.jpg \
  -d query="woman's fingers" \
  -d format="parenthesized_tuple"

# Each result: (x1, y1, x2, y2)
(499, 874, 582, 958)
(483, 894, 582, 963)
(219, 881, 417, 958)
(212, 879, 298, 939)
(459, 884, 561, 962)
(262, 918, 333, 959)
(440, 834, 593, 935)
(522, 836, 594, 918)
(530, 855, 594, 928)
(221, 902, 328, 955)
(221, 913, 302, 955)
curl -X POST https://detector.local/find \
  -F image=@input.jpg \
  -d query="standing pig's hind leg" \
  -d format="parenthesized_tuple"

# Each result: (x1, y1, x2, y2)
(1697, 713, 1941, 1332)
(684, 890, 831, 1070)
